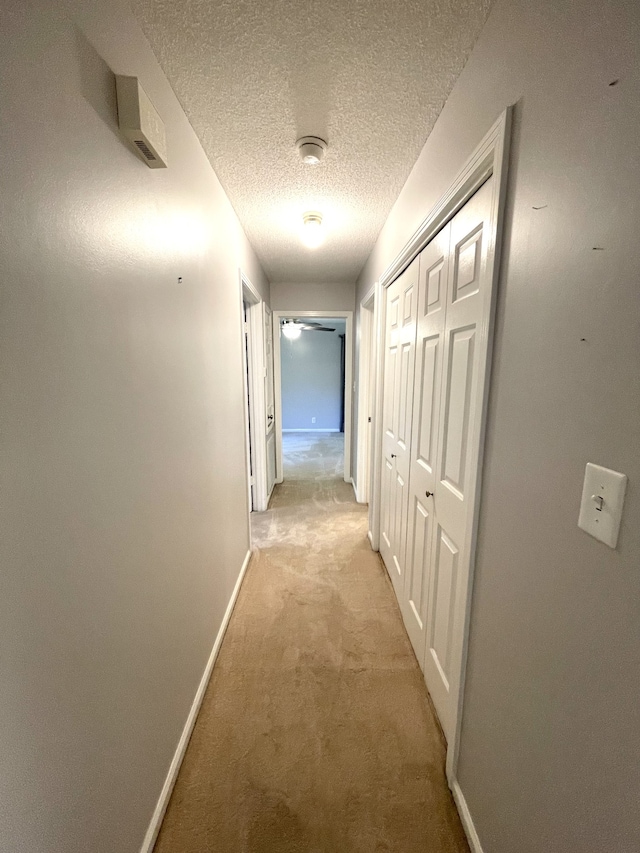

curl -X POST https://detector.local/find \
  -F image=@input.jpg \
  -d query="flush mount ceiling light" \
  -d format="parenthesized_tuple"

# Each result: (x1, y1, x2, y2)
(296, 136, 327, 166)
(301, 211, 324, 249)
(281, 320, 302, 340)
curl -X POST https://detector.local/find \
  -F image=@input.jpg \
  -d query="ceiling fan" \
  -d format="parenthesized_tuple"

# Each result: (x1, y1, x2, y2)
(281, 319, 335, 340)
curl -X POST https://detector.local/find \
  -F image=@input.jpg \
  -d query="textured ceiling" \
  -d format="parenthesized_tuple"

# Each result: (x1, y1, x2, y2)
(131, 0, 493, 283)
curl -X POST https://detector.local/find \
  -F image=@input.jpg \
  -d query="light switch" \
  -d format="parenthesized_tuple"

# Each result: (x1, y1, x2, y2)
(578, 463, 627, 548)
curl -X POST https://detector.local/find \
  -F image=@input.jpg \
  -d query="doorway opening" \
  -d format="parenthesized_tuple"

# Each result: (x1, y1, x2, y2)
(272, 310, 353, 487)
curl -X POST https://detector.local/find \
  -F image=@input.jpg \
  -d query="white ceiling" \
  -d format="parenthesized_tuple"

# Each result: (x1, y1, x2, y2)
(131, 0, 493, 284)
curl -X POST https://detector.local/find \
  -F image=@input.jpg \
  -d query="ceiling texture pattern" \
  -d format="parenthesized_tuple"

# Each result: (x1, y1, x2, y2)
(131, 0, 493, 283)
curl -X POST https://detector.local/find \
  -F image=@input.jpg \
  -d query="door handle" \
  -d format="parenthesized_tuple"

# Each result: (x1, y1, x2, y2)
(391, 453, 397, 458)
(425, 491, 433, 497)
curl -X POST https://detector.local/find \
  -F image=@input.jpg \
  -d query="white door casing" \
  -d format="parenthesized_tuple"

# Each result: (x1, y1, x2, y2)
(272, 310, 353, 485)
(368, 279, 386, 550)
(355, 287, 376, 504)
(242, 301, 255, 511)
(264, 304, 276, 499)
(379, 258, 418, 598)
(239, 271, 270, 514)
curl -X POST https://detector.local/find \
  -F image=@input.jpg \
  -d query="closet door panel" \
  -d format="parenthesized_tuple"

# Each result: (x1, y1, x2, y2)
(406, 496, 431, 632)
(423, 176, 494, 740)
(440, 326, 476, 500)
(415, 336, 440, 474)
(426, 525, 459, 688)
(402, 225, 450, 667)
(379, 259, 419, 598)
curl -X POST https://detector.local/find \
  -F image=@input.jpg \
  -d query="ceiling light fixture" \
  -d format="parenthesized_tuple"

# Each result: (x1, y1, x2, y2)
(301, 211, 324, 249)
(296, 136, 327, 166)
(282, 320, 302, 340)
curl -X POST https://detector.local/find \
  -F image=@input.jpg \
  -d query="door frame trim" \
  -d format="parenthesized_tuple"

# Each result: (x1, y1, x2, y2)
(368, 278, 386, 550)
(239, 270, 269, 516)
(355, 286, 376, 504)
(272, 309, 354, 484)
(370, 107, 513, 782)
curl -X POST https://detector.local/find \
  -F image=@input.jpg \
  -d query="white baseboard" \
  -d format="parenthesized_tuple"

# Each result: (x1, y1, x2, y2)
(139, 548, 252, 853)
(367, 530, 375, 549)
(451, 779, 484, 853)
(282, 428, 341, 433)
(351, 478, 369, 504)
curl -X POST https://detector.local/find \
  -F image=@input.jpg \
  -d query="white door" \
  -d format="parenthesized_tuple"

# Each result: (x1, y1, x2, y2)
(422, 177, 494, 740)
(379, 258, 418, 598)
(402, 223, 451, 666)
(264, 305, 276, 497)
(242, 301, 255, 511)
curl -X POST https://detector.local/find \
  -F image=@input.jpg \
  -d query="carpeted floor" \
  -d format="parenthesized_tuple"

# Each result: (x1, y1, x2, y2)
(154, 432, 469, 853)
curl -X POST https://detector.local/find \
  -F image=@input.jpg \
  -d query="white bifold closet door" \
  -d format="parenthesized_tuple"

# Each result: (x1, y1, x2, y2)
(379, 258, 418, 599)
(379, 176, 494, 742)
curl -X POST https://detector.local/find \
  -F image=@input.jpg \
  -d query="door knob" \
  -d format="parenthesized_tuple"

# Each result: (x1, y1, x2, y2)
(391, 453, 397, 458)
(425, 490, 433, 497)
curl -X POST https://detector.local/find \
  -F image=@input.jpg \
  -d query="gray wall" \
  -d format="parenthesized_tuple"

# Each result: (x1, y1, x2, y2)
(281, 328, 344, 431)
(0, 1, 268, 851)
(357, 0, 640, 850)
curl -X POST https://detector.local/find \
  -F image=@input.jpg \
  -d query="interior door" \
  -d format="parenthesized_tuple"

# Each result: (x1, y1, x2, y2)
(379, 258, 418, 598)
(402, 223, 451, 666)
(264, 305, 276, 497)
(243, 301, 255, 511)
(422, 177, 494, 740)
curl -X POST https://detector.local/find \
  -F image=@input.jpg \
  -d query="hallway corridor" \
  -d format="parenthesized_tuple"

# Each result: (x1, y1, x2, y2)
(154, 432, 469, 852)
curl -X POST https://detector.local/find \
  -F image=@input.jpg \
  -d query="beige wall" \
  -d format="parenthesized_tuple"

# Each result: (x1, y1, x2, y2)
(270, 281, 355, 312)
(0, 1, 268, 851)
(357, 0, 640, 850)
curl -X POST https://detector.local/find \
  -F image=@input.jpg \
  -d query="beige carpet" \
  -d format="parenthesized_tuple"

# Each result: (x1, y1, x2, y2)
(154, 432, 469, 852)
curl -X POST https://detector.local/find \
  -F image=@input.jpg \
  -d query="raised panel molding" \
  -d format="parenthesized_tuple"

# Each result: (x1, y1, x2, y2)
(399, 342, 413, 446)
(426, 262, 444, 312)
(381, 459, 393, 549)
(409, 499, 430, 628)
(453, 226, 483, 302)
(441, 327, 475, 497)
(417, 337, 439, 471)
(388, 347, 399, 438)
(430, 527, 459, 688)
(403, 283, 415, 324)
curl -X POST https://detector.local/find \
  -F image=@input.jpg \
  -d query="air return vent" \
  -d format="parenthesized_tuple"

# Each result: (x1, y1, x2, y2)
(115, 75, 167, 169)
(134, 140, 156, 161)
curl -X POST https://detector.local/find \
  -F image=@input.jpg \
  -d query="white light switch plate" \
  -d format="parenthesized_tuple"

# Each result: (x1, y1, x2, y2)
(578, 463, 627, 548)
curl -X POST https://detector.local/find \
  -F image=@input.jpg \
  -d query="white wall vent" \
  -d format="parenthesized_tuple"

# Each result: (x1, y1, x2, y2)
(115, 75, 167, 169)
